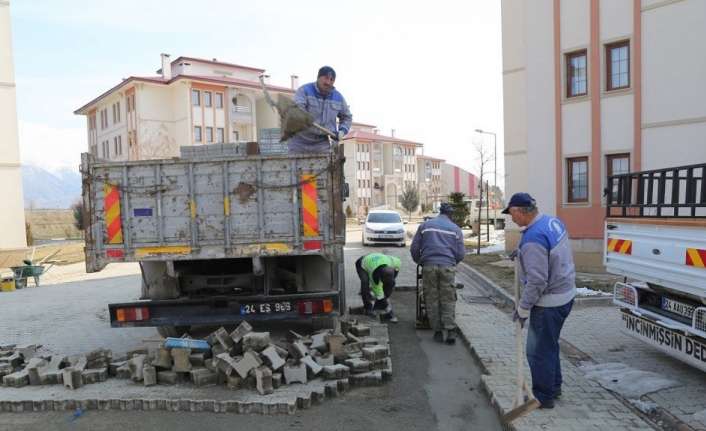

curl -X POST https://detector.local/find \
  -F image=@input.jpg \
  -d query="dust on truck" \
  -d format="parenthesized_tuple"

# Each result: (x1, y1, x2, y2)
(81, 148, 347, 337)
(605, 163, 706, 371)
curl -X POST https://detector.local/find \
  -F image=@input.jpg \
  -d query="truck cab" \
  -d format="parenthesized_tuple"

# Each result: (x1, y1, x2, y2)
(605, 163, 706, 371)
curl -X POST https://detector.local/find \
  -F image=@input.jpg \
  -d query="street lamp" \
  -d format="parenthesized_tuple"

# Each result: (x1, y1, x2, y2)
(475, 129, 497, 207)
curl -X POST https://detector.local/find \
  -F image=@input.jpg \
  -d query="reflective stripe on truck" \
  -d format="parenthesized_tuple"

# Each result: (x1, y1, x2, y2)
(685, 248, 706, 268)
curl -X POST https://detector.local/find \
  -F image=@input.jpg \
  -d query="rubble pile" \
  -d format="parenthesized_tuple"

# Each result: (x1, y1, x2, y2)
(0, 320, 391, 396)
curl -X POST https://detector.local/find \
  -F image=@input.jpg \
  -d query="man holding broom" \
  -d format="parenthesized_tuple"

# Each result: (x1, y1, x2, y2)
(288, 66, 352, 154)
(504, 192, 576, 409)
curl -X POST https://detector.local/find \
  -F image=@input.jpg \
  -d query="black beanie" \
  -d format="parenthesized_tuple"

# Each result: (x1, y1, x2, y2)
(317, 66, 336, 80)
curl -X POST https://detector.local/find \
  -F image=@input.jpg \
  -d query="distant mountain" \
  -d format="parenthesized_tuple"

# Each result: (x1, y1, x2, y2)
(22, 165, 81, 209)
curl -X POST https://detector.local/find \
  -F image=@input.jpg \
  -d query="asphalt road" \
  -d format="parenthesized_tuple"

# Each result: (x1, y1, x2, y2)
(0, 234, 502, 431)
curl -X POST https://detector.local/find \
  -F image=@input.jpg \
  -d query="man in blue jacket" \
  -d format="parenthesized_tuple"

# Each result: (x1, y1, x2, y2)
(410, 202, 466, 344)
(289, 66, 352, 154)
(504, 192, 576, 409)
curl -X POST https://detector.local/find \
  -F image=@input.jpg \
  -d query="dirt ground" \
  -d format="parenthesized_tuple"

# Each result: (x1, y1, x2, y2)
(25, 209, 82, 241)
(464, 252, 622, 295)
(0, 240, 85, 271)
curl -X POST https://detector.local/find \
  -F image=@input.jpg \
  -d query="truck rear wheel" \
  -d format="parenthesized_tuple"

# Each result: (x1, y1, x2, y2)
(157, 326, 190, 338)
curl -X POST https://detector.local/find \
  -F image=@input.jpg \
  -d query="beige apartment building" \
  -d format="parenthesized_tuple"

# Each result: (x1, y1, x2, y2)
(0, 0, 27, 249)
(502, 0, 706, 270)
(416, 155, 444, 209)
(74, 54, 296, 160)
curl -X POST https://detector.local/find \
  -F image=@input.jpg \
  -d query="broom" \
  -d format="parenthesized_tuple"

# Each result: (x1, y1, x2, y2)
(502, 257, 541, 423)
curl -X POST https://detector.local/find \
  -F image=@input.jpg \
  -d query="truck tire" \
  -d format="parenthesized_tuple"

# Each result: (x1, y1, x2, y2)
(141, 261, 180, 300)
(157, 326, 190, 338)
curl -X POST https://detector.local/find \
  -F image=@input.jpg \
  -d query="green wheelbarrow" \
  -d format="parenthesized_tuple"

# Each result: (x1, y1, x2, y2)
(11, 263, 47, 289)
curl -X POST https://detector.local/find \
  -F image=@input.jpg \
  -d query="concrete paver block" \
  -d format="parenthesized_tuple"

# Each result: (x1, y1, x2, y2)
(115, 363, 131, 379)
(311, 332, 329, 353)
(215, 353, 238, 376)
(127, 354, 147, 382)
(152, 348, 172, 369)
(3, 369, 29, 387)
(61, 367, 82, 390)
(323, 364, 350, 380)
(143, 365, 157, 386)
(315, 353, 335, 367)
(350, 325, 371, 337)
(25, 357, 48, 386)
(157, 370, 177, 385)
(350, 370, 382, 386)
(211, 343, 226, 358)
(342, 342, 364, 357)
(362, 345, 389, 361)
(325, 334, 347, 361)
(0, 364, 13, 378)
(190, 367, 217, 387)
(301, 355, 323, 376)
(38, 355, 66, 385)
(288, 341, 309, 360)
(344, 358, 371, 374)
(243, 332, 271, 352)
(283, 361, 307, 385)
(226, 374, 242, 390)
(272, 372, 282, 389)
(214, 327, 234, 350)
(260, 346, 285, 370)
(255, 366, 274, 395)
(15, 344, 39, 361)
(359, 337, 379, 347)
(170, 348, 192, 372)
(0, 353, 23, 368)
(81, 368, 108, 384)
(109, 360, 127, 377)
(229, 321, 253, 344)
(189, 352, 206, 367)
(233, 351, 262, 379)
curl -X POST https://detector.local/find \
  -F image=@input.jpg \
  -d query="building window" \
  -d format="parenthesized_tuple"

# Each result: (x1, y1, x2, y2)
(113, 135, 123, 156)
(127, 94, 135, 113)
(194, 126, 202, 142)
(206, 127, 213, 143)
(567, 157, 589, 203)
(191, 89, 200, 106)
(102, 140, 110, 158)
(216, 128, 224, 143)
(215, 93, 224, 109)
(204, 91, 212, 108)
(606, 153, 630, 201)
(606, 41, 630, 91)
(116, 102, 121, 123)
(566, 50, 588, 98)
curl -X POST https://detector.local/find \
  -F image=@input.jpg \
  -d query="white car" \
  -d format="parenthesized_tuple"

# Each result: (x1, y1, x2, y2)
(362, 210, 406, 247)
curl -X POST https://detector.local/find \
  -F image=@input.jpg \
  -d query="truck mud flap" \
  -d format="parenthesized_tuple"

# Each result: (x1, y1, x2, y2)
(109, 292, 340, 328)
(620, 309, 706, 372)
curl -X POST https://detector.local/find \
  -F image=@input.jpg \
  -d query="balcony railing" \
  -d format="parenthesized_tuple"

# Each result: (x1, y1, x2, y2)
(232, 105, 251, 114)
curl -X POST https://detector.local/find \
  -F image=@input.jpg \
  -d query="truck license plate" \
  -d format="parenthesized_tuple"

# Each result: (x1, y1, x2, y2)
(661, 297, 695, 319)
(240, 301, 292, 315)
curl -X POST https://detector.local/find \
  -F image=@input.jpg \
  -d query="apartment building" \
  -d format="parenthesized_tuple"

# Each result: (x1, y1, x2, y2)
(440, 163, 479, 201)
(0, 0, 27, 249)
(343, 123, 423, 216)
(502, 0, 706, 270)
(416, 155, 444, 209)
(75, 54, 296, 160)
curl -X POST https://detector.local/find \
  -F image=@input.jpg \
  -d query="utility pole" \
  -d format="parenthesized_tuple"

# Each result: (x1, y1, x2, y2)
(486, 181, 490, 242)
(477, 170, 483, 255)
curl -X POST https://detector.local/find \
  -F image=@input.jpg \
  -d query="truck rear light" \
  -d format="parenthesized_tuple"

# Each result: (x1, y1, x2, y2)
(116, 306, 150, 322)
(298, 300, 333, 315)
(614, 282, 637, 308)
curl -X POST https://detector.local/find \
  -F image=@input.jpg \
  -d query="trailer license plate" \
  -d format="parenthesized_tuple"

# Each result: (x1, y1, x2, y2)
(661, 297, 695, 319)
(240, 301, 292, 315)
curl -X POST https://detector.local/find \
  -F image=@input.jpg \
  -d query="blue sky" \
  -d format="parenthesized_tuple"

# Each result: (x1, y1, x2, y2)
(11, 0, 503, 184)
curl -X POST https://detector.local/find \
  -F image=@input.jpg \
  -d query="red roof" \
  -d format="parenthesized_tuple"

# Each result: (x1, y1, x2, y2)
(74, 74, 294, 114)
(169, 56, 265, 73)
(347, 130, 423, 146)
(416, 154, 445, 162)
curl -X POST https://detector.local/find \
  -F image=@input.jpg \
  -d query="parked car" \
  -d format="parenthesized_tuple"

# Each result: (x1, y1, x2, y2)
(362, 210, 406, 247)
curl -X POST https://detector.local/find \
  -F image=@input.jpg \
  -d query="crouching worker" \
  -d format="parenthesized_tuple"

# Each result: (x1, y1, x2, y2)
(355, 253, 401, 323)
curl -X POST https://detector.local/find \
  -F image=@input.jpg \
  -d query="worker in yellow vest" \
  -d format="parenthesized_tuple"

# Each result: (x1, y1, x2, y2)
(355, 253, 401, 323)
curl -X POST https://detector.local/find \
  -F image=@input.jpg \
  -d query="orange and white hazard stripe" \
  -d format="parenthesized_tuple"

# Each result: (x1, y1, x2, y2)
(301, 174, 321, 251)
(104, 183, 123, 244)
(685, 248, 706, 268)
(607, 238, 632, 255)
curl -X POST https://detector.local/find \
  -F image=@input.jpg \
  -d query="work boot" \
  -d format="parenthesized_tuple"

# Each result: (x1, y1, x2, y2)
(554, 389, 562, 399)
(433, 331, 444, 343)
(443, 329, 456, 345)
(381, 312, 398, 324)
(539, 399, 555, 409)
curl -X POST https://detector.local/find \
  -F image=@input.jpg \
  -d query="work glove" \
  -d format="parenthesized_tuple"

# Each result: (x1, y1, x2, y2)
(512, 307, 530, 328)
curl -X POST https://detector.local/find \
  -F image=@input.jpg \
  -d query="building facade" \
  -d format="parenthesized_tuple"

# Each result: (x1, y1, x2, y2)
(502, 0, 706, 270)
(440, 162, 479, 201)
(0, 0, 27, 249)
(416, 155, 444, 209)
(343, 123, 423, 216)
(75, 54, 296, 160)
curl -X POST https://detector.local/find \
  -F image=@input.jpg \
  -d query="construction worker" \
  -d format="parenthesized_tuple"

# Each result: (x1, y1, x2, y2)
(410, 202, 465, 344)
(355, 253, 401, 323)
(289, 66, 352, 154)
(504, 192, 576, 409)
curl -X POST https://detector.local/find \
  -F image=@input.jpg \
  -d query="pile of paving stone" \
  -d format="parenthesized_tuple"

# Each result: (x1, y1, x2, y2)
(0, 319, 391, 396)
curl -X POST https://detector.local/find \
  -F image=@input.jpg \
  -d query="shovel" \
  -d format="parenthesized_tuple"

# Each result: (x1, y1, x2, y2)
(502, 257, 541, 423)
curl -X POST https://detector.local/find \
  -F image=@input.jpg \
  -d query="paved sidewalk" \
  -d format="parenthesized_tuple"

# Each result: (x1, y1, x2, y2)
(453, 271, 654, 430)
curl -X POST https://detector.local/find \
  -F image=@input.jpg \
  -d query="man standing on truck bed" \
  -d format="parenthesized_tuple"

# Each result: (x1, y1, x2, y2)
(288, 66, 353, 154)
(410, 202, 466, 344)
(355, 252, 401, 323)
(504, 192, 576, 409)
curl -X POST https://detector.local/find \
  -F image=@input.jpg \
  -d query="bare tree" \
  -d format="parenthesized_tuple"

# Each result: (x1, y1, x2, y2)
(473, 138, 495, 254)
(399, 185, 420, 222)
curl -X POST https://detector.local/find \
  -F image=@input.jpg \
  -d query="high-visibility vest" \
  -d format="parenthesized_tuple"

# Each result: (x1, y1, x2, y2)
(361, 253, 401, 300)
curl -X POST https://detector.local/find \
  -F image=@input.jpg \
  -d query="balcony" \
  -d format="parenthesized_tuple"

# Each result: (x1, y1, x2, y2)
(231, 105, 252, 122)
